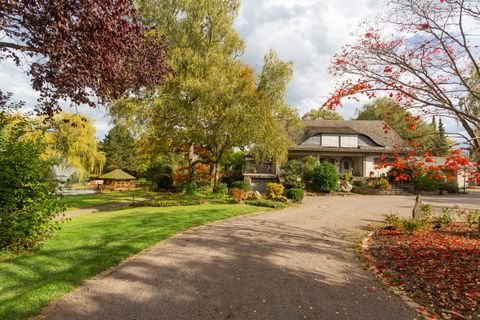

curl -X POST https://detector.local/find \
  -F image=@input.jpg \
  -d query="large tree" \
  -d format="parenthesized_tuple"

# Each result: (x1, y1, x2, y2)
(44, 113, 105, 178)
(100, 125, 141, 175)
(325, 0, 480, 153)
(0, 0, 171, 116)
(302, 109, 344, 121)
(111, 0, 300, 187)
(356, 97, 434, 148)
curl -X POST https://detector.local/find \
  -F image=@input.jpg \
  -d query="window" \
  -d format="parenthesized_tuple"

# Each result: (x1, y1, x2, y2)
(321, 135, 339, 147)
(340, 135, 358, 148)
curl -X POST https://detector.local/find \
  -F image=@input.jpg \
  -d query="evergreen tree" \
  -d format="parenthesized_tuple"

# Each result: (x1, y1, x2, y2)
(101, 125, 140, 175)
(431, 117, 450, 156)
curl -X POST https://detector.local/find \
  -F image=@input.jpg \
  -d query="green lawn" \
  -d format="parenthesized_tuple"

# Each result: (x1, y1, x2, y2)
(0, 204, 265, 320)
(62, 189, 155, 210)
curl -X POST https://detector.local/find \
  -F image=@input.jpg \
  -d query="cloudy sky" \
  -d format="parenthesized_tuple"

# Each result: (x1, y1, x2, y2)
(3, 0, 462, 141)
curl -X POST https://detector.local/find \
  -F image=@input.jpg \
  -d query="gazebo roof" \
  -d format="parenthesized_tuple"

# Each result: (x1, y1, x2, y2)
(99, 169, 136, 180)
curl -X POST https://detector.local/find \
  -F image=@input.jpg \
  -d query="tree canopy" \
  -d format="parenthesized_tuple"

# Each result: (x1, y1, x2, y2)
(302, 109, 344, 121)
(0, 0, 171, 116)
(100, 125, 141, 175)
(110, 0, 301, 186)
(325, 0, 480, 153)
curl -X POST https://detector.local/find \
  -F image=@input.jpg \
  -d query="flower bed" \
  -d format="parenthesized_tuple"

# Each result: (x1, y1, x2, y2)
(363, 225, 480, 319)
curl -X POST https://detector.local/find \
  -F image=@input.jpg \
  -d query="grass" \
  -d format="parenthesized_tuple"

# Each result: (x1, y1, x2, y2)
(61, 189, 155, 210)
(0, 204, 265, 320)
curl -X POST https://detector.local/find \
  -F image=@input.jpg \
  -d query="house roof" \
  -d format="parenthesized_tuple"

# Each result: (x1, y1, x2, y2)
(99, 169, 136, 180)
(302, 120, 406, 148)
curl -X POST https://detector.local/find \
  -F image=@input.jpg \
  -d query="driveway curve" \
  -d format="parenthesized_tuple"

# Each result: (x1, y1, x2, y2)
(42, 194, 472, 320)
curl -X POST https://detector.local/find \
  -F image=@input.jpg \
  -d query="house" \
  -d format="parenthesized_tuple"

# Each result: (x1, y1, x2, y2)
(288, 120, 407, 177)
(243, 120, 406, 190)
(98, 169, 136, 191)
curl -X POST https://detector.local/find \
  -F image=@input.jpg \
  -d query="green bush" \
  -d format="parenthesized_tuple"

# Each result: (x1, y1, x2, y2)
(281, 160, 305, 189)
(213, 183, 228, 194)
(414, 174, 440, 191)
(231, 181, 252, 192)
(0, 108, 65, 253)
(459, 209, 480, 228)
(403, 219, 426, 233)
(286, 188, 305, 203)
(420, 204, 433, 221)
(376, 178, 391, 190)
(245, 200, 286, 209)
(340, 170, 353, 183)
(384, 213, 403, 230)
(436, 209, 453, 226)
(146, 163, 173, 190)
(311, 162, 339, 193)
(440, 181, 460, 193)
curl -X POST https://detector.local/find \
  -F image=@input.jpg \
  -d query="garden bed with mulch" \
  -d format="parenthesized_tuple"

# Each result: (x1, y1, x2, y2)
(363, 224, 480, 320)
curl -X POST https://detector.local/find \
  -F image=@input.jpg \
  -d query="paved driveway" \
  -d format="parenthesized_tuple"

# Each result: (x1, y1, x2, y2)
(42, 194, 479, 320)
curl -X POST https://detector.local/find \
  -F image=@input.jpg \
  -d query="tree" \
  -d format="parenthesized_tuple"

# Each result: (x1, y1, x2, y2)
(356, 97, 434, 147)
(44, 113, 105, 179)
(0, 94, 64, 253)
(249, 51, 303, 164)
(110, 1, 300, 188)
(302, 109, 344, 120)
(325, 0, 480, 153)
(101, 125, 140, 175)
(431, 117, 451, 156)
(0, 0, 171, 116)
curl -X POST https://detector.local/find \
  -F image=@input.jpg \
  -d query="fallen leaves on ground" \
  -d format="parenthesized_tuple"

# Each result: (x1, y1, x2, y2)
(366, 224, 480, 319)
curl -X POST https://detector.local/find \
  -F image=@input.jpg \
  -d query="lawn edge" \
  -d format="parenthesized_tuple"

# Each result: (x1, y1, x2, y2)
(34, 205, 271, 319)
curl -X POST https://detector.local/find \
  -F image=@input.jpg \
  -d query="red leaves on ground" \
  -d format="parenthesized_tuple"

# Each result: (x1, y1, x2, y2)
(367, 225, 480, 319)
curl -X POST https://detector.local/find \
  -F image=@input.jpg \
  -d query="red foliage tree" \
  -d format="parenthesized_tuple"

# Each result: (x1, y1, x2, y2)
(0, 0, 171, 116)
(325, 0, 480, 153)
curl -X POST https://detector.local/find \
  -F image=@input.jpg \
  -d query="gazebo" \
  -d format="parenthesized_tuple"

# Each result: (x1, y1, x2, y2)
(99, 169, 136, 191)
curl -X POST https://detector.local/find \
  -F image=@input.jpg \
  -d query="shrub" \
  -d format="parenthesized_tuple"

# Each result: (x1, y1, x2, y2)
(213, 183, 228, 194)
(0, 117, 65, 253)
(229, 188, 246, 203)
(183, 181, 199, 195)
(403, 219, 425, 233)
(311, 162, 339, 193)
(414, 174, 439, 191)
(302, 156, 319, 182)
(354, 178, 367, 187)
(459, 209, 480, 228)
(420, 204, 434, 221)
(286, 188, 305, 203)
(281, 160, 305, 189)
(245, 191, 262, 200)
(265, 183, 285, 200)
(384, 213, 403, 230)
(436, 209, 453, 226)
(440, 181, 460, 193)
(340, 170, 353, 183)
(376, 178, 391, 190)
(245, 199, 286, 209)
(231, 181, 252, 192)
(146, 163, 173, 190)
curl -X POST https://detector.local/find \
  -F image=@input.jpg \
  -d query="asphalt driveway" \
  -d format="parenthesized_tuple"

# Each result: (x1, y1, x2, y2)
(41, 193, 479, 320)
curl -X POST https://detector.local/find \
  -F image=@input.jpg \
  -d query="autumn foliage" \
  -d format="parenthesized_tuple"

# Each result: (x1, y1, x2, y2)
(366, 225, 480, 319)
(325, 0, 480, 153)
(0, 0, 171, 116)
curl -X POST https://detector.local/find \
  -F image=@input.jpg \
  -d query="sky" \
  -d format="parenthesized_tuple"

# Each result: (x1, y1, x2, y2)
(0, 0, 463, 141)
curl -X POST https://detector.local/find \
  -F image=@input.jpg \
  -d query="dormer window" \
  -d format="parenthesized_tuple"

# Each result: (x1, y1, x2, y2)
(321, 134, 339, 147)
(340, 135, 358, 148)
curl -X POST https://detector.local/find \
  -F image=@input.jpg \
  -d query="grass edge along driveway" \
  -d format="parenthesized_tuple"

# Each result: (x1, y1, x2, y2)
(0, 204, 266, 320)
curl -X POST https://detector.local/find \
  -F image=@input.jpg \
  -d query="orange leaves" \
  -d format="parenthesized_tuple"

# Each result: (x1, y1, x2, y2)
(368, 225, 480, 319)
(323, 80, 372, 110)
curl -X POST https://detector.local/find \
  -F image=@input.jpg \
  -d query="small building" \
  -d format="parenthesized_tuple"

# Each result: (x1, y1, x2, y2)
(99, 169, 136, 191)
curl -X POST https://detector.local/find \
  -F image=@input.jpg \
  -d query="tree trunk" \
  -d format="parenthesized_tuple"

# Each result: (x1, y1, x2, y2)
(188, 144, 196, 186)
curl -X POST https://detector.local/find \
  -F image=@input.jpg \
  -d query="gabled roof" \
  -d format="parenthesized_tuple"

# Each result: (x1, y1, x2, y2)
(99, 169, 136, 180)
(302, 120, 406, 148)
